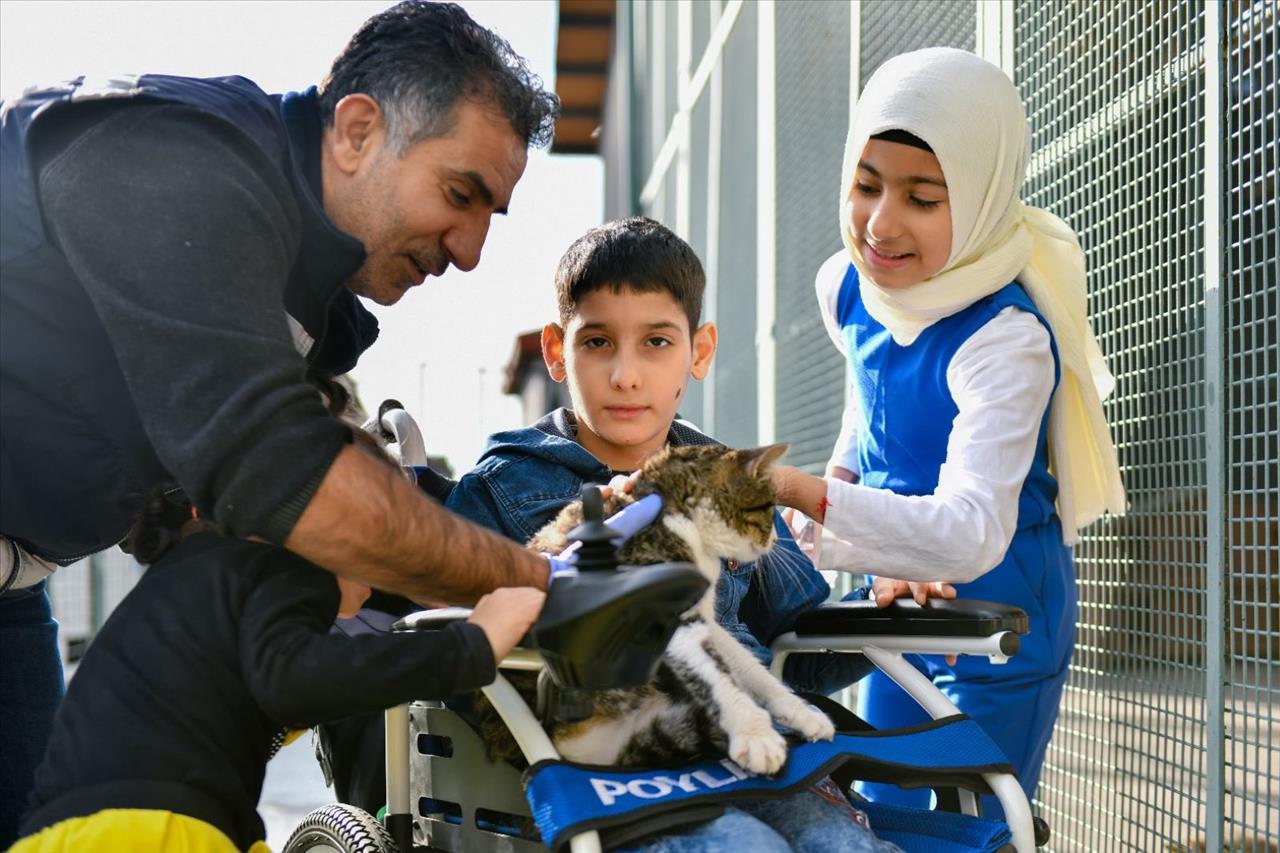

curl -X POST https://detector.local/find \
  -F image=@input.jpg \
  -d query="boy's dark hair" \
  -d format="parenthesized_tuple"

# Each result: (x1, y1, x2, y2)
(555, 217, 706, 333)
(318, 0, 559, 154)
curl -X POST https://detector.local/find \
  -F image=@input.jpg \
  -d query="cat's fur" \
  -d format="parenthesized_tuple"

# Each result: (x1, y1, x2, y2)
(480, 443, 834, 775)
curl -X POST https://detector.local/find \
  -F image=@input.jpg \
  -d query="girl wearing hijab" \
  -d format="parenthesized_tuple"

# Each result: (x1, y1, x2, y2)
(770, 47, 1126, 817)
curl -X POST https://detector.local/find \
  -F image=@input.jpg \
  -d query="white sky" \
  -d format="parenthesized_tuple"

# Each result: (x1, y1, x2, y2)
(0, 0, 603, 472)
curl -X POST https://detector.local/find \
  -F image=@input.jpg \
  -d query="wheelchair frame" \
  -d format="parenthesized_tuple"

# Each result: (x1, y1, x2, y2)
(381, 609, 1037, 853)
(352, 406, 1038, 853)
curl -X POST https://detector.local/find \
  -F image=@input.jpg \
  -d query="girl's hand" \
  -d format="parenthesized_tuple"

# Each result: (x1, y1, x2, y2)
(770, 464, 830, 521)
(872, 578, 959, 664)
(872, 577, 957, 607)
(468, 587, 546, 661)
(827, 465, 858, 484)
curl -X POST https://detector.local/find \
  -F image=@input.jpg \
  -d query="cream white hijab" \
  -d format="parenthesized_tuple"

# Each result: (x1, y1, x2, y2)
(839, 47, 1125, 541)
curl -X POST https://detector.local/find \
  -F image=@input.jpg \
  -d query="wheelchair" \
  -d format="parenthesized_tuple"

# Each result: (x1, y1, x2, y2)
(285, 407, 1049, 853)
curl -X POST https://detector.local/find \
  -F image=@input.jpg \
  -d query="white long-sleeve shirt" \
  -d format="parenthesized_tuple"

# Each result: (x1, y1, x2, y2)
(813, 251, 1056, 583)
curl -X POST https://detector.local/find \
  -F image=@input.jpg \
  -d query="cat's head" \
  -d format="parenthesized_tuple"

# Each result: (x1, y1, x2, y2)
(634, 443, 789, 562)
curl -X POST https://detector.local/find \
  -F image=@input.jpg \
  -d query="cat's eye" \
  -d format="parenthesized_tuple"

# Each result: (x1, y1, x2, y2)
(743, 503, 773, 514)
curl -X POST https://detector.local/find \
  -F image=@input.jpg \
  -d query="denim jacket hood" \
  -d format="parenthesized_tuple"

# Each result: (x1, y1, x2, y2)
(446, 408, 867, 694)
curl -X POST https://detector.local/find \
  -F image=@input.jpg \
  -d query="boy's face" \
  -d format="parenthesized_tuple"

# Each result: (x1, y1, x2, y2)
(847, 138, 952, 289)
(543, 286, 716, 472)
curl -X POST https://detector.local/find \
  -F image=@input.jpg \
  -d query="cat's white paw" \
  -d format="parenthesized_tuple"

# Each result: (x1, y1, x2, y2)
(727, 716, 789, 775)
(774, 700, 836, 742)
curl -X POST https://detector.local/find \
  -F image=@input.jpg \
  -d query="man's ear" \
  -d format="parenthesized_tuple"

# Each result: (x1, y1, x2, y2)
(690, 322, 718, 381)
(541, 323, 567, 382)
(327, 94, 386, 175)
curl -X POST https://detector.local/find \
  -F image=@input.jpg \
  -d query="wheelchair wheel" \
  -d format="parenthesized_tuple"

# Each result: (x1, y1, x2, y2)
(282, 803, 398, 853)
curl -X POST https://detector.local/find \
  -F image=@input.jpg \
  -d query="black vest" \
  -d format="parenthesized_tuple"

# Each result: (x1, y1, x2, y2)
(0, 75, 378, 561)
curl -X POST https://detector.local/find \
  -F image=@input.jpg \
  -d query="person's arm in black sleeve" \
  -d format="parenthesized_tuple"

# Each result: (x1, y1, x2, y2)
(239, 550, 497, 729)
(36, 103, 348, 543)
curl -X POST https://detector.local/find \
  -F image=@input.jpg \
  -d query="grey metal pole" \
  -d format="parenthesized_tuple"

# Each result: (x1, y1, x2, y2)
(1202, 1, 1226, 848)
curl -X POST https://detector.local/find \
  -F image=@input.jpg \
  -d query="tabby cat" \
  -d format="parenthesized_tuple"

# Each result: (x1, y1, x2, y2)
(483, 442, 835, 776)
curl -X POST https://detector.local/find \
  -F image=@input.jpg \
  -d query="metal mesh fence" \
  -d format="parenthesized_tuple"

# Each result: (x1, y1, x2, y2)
(859, 0, 975, 86)
(1224, 1, 1279, 848)
(1015, 1, 1208, 847)
(772, 0, 849, 473)
(1012, 0, 1280, 848)
(47, 548, 144, 665)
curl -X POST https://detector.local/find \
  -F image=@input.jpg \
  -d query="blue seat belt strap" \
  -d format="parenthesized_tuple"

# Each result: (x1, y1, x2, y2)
(523, 715, 1015, 851)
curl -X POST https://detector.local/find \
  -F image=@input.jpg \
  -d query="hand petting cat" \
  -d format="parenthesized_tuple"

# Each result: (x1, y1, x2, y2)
(771, 464, 956, 602)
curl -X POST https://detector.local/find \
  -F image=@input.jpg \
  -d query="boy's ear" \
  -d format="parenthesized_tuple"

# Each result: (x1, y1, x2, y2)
(690, 322, 717, 381)
(541, 323, 567, 383)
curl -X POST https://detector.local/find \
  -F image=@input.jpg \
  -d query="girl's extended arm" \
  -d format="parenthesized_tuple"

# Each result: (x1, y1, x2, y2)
(774, 308, 1054, 584)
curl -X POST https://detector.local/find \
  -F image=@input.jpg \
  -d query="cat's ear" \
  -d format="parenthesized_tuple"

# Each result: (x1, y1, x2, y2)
(740, 443, 789, 478)
(541, 323, 567, 382)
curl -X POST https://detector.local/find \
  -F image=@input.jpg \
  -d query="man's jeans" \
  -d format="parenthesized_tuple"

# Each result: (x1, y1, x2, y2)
(0, 581, 65, 847)
(621, 784, 905, 853)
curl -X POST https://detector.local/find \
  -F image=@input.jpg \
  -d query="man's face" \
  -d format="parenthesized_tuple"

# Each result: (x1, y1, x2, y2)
(544, 287, 716, 472)
(325, 99, 528, 305)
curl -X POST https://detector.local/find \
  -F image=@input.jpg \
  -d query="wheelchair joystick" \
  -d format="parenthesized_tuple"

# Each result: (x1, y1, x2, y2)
(564, 485, 620, 571)
(528, 484, 707, 722)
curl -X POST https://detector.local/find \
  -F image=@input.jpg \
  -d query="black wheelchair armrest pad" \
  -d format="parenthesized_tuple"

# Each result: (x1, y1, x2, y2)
(392, 607, 473, 632)
(790, 598, 1028, 638)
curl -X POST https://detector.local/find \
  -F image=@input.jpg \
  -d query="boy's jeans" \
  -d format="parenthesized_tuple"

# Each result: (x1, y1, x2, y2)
(621, 783, 904, 853)
(0, 580, 65, 847)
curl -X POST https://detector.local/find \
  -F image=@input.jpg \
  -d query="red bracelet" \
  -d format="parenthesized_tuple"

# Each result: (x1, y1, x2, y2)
(817, 496, 832, 517)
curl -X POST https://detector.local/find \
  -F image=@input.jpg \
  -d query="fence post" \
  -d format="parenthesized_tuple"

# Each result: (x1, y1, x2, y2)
(88, 552, 106, 636)
(1202, 0, 1226, 848)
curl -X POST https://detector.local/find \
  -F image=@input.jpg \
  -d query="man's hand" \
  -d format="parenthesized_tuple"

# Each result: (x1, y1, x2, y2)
(468, 587, 546, 661)
(288, 444, 550, 604)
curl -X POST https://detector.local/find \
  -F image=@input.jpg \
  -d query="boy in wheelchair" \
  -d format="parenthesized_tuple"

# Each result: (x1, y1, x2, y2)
(432, 218, 925, 851)
(312, 218, 1040, 852)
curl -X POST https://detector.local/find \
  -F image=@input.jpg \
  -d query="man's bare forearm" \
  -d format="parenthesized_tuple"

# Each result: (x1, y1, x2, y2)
(285, 444, 548, 603)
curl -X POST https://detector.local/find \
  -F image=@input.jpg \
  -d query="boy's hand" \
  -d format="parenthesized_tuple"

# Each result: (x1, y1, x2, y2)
(603, 471, 641, 498)
(544, 494, 666, 581)
(468, 587, 545, 661)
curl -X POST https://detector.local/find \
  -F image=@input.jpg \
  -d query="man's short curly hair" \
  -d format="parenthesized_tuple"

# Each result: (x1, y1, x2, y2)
(319, 0, 559, 154)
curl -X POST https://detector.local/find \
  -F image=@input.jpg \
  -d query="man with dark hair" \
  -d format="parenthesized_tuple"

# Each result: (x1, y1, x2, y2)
(0, 2, 559, 842)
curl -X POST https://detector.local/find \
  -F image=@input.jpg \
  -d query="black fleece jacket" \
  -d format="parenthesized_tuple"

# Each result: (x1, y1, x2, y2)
(20, 533, 494, 849)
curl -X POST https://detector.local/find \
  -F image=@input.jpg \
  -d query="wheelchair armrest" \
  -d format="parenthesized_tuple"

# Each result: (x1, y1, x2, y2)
(392, 607, 473, 632)
(791, 598, 1028, 639)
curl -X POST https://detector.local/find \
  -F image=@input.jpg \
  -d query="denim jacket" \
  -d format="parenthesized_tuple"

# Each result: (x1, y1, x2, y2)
(445, 408, 870, 695)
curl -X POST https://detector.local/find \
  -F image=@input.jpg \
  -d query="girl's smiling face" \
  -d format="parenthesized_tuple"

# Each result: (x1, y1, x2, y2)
(847, 138, 953, 289)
